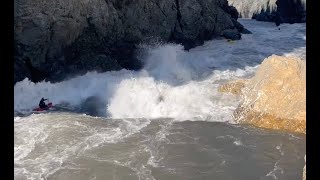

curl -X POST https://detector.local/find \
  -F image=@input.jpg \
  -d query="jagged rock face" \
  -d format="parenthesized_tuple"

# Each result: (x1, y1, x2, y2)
(233, 55, 306, 134)
(228, 0, 306, 23)
(14, 0, 240, 83)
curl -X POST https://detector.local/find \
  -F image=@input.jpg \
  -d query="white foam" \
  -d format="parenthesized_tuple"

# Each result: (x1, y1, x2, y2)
(228, 0, 306, 18)
(14, 19, 306, 180)
(233, 140, 243, 146)
(228, 0, 277, 18)
(265, 144, 285, 179)
(14, 113, 152, 179)
(266, 160, 284, 180)
(107, 76, 239, 121)
(14, 20, 306, 122)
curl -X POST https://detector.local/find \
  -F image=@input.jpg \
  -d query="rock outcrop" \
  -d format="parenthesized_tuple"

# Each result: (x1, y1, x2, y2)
(233, 55, 306, 134)
(228, 0, 306, 24)
(14, 0, 245, 83)
(220, 55, 306, 180)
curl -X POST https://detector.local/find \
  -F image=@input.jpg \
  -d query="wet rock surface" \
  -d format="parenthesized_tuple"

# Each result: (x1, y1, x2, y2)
(14, 0, 243, 84)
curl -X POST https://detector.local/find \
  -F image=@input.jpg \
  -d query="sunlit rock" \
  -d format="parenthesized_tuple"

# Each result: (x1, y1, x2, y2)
(233, 55, 306, 134)
(218, 79, 248, 95)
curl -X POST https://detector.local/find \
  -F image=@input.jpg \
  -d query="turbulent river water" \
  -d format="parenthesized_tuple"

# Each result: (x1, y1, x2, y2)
(14, 19, 306, 180)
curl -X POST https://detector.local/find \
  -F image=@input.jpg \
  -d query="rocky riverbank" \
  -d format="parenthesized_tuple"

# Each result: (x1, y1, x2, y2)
(14, 0, 248, 84)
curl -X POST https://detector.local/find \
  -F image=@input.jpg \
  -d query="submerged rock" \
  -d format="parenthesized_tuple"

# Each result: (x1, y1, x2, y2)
(233, 55, 306, 134)
(221, 29, 241, 40)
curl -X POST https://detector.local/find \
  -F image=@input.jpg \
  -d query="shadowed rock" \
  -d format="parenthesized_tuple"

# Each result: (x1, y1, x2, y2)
(231, 19, 252, 34)
(14, 0, 243, 84)
(221, 29, 241, 40)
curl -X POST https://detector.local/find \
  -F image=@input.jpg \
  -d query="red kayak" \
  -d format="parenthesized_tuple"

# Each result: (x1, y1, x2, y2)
(32, 102, 53, 112)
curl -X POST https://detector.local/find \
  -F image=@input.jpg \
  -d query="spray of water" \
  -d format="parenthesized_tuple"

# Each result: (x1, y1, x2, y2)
(228, 0, 306, 18)
(14, 20, 306, 180)
(14, 20, 306, 121)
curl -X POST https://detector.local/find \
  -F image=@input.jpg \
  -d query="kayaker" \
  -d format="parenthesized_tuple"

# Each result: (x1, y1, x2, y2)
(39, 97, 48, 109)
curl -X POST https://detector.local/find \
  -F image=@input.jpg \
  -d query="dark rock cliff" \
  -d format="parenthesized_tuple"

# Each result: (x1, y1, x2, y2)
(14, 0, 244, 83)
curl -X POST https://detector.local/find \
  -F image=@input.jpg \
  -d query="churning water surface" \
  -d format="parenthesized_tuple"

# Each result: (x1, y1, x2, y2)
(14, 19, 306, 180)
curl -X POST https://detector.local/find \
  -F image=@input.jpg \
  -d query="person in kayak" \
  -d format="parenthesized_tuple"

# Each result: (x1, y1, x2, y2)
(39, 97, 48, 109)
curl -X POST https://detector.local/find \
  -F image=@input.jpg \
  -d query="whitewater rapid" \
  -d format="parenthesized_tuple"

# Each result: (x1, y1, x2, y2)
(14, 19, 305, 121)
(14, 19, 306, 180)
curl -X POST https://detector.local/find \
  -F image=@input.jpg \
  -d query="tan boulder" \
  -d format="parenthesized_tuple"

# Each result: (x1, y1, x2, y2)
(218, 79, 249, 95)
(233, 55, 306, 134)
